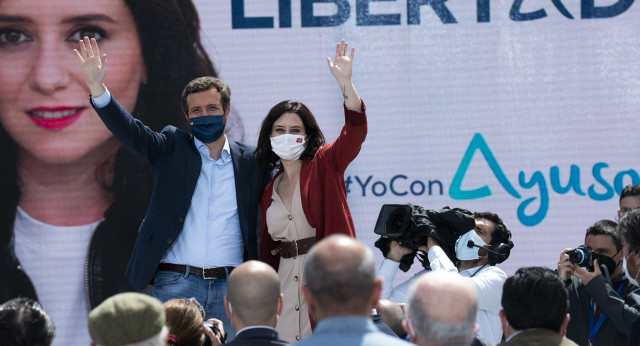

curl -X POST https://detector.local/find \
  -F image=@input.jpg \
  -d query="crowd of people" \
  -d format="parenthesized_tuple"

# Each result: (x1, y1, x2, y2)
(1, 31, 640, 346)
(3, 210, 640, 346)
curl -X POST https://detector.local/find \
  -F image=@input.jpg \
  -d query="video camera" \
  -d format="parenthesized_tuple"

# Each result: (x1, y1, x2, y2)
(373, 204, 475, 271)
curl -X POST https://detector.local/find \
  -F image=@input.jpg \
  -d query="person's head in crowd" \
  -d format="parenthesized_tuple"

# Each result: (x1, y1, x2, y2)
(164, 298, 210, 346)
(403, 271, 478, 346)
(500, 267, 570, 339)
(88, 292, 168, 346)
(302, 234, 381, 320)
(0, 297, 55, 346)
(584, 219, 623, 277)
(454, 211, 511, 269)
(618, 208, 640, 286)
(225, 260, 283, 331)
(254, 100, 326, 172)
(376, 299, 407, 339)
(619, 185, 640, 217)
(473, 211, 511, 250)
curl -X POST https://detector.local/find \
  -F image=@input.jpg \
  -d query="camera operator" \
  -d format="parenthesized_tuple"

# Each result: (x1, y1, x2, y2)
(557, 219, 640, 346)
(377, 211, 512, 345)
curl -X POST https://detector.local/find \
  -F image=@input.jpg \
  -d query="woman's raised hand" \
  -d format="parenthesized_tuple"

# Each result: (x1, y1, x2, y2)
(327, 39, 354, 84)
(73, 36, 108, 97)
(327, 40, 361, 112)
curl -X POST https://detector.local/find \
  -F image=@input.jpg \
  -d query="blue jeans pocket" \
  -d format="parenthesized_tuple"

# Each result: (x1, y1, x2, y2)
(153, 271, 184, 287)
(152, 271, 186, 303)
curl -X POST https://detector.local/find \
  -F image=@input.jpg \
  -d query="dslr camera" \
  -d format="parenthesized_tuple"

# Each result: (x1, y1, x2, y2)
(567, 245, 595, 271)
(203, 321, 226, 345)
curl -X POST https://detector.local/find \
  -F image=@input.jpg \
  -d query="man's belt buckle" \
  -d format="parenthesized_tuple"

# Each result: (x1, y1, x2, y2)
(202, 267, 215, 280)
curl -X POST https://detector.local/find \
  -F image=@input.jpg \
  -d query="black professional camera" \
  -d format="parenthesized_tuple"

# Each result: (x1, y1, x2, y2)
(373, 204, 475, 272)
(203, 321, 226, 345)
(567, 245, 596, 271)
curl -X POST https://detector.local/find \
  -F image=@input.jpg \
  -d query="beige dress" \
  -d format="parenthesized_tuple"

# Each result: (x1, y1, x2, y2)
(266, 175, 315, 343)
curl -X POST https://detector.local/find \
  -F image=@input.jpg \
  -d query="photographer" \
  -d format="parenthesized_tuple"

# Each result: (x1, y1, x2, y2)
(164, 298, 225, 346)
(377, 211, 512, 345)
(557, 219, 640, 346)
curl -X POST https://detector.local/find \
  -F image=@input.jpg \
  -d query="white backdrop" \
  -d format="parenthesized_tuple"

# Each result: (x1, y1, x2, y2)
(196, 0, 639, 281)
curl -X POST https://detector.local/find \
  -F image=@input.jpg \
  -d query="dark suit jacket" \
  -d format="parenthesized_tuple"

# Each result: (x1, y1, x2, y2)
(498, 329, 578, 346)
(628, 314, 640, 346)
(225, 327, 289, 346)
(92, 96, 266, 290)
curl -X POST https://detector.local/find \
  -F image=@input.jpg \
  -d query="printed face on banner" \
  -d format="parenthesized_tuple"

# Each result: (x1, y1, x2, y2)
(0, 0, 145, 164)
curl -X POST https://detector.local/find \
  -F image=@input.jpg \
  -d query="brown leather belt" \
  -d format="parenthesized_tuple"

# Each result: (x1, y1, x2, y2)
(273, 236, 316, 258)
(157, 263, 234, 279)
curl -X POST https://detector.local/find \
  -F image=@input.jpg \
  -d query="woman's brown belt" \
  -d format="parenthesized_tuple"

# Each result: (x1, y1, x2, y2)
(272, 236, 316, 258)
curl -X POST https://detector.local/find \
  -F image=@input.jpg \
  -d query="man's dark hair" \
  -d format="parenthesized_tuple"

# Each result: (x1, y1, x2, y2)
(620, 185, 640, 202)
(474, 211, 511, 245)
(181, 77, 231, 115)
(501, 267, 568, 333)
(0, 297, 55, 346)
(618, 209, 640, 254)
(586, 219, 621, 251)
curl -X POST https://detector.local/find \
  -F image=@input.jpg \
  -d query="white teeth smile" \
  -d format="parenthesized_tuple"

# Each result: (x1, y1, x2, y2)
(29, 109, 82, 119)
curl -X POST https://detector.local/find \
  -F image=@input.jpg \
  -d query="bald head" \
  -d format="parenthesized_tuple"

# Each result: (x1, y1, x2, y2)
(226, 261, 281, 326)
(406, 271, 478, 345)
(303, 235, 378, 316)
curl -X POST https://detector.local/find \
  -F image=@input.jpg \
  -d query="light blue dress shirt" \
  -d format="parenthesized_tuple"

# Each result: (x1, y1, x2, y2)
(162, 136, 243, 267)
(92, 89, 243, 268)
(296, 316, 412, 346)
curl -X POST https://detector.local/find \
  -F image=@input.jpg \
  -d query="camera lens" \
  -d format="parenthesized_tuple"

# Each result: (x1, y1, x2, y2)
(387, 209, 407, 233)
(568, 248, 585, 265)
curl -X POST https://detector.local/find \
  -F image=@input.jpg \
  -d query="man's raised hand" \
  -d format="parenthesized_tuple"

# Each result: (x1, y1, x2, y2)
(73, 36, 107, 97)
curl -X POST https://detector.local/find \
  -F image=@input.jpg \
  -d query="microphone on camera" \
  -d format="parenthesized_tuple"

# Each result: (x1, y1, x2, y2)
(467, 240, 502, 256)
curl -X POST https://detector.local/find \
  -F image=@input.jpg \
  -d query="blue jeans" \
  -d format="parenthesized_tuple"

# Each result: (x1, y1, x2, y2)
(153, 267, 236, 341)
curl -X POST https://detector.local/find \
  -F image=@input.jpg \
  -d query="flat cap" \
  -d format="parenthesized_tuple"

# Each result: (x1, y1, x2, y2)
(88, 292, 165, 346)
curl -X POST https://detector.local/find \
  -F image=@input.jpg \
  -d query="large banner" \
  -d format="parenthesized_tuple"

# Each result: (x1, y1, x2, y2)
(197, 0, 639, 279)
(1, 0, 638, 344)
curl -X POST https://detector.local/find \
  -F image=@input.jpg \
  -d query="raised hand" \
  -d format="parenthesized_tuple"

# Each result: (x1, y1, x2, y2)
(73, 36, 107, 97)
(327, 39, 354, 83)
(326, 40, 361, 112)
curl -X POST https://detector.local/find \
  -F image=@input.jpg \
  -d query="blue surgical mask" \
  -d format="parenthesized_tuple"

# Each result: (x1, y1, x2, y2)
(455, 230, 486, 261)
(189, 115, 224, 143)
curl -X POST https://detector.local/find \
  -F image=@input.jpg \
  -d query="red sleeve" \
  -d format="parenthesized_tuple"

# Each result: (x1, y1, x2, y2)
(315, 99, 367, 173)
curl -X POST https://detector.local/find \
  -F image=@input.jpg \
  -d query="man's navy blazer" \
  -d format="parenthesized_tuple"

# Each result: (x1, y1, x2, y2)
(225, 327, 289, 346)
(92, 96, 266, 290)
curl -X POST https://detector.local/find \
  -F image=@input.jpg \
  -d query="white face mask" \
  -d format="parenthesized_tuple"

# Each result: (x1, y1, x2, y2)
(455, 230, 486, 261)
(623, 252, 639, 286)
(270, 134, 306, 161)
